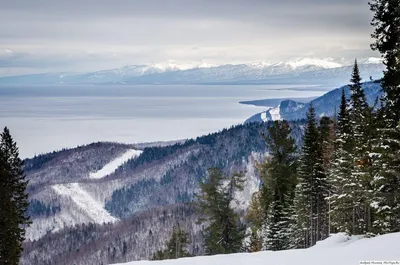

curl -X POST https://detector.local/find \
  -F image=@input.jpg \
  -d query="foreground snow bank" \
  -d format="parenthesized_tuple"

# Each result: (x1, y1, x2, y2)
(112, 233, 400, 265)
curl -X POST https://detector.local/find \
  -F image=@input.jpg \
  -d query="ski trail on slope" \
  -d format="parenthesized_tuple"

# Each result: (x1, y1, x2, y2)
(89, 149, 143, 179)
(269, 104, 281, 121)
(52, 183, 118, 224)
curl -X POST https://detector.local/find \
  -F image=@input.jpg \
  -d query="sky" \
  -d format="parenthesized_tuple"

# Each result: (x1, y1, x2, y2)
(0, 0, 379, 76)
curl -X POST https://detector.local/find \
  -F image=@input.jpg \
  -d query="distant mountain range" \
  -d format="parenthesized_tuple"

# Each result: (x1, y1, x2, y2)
(245, 81, 382, 123)
(0, 57, 385, 86)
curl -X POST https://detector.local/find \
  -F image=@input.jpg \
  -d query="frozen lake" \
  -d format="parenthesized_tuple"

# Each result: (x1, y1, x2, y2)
(0, 84, 326, 158)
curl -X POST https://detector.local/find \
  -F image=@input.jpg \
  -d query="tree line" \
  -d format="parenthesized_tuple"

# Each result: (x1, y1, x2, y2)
(153, 0, 400, 257)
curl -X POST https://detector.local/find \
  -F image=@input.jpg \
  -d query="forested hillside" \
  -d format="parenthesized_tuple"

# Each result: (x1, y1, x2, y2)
(21, 204, 201, 265)
(246, 81, 382, 123)
(21, 121, 305, 264)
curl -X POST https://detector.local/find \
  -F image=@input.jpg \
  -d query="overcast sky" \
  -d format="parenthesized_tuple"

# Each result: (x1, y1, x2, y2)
(0, 0, 379, 76)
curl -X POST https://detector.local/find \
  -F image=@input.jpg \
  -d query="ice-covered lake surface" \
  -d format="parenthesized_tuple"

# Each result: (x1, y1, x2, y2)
(0, 84, 325, 158)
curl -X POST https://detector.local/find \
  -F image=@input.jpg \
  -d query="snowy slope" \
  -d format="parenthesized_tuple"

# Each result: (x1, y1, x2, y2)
(268, 105, 282, 121)
(52, 183, 118, 224)
(89, 149, 142, 179)
(245, 81, 382, 123)
(113, 233, 400, 265)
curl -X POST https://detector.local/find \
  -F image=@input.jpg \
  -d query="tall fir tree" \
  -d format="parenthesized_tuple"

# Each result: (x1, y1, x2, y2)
(370, 0, 400, 126)
(197, 168, 246, 255)
(348, 60, 376, 234)
(369, 0, 400, 233)
(295, 105, 329, 248)
(259, 120, 298, 251)
(328, 89, 356, 235)
(0, 127, 30, 265)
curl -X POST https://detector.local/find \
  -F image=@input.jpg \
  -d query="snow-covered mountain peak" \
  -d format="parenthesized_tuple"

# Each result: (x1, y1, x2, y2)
(362, 57, 384, 64)
(287, 58, 343, 69)
(150, 60, 217, 71)
(248, 61, 274, 69)
(151, 61, 182, 72)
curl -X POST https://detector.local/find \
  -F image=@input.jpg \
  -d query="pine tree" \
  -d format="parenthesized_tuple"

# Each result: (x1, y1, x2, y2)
(246, 192, 262, 252)
(329, 89, 356, 235)
(0, 127, 31, 264)
(348, 60, 376, 235)
(349, 59, 370, 163)
(319, 117, 335, 172)
(259, 121, 298, 251)
(197, 168, 246, 255)
(370, 0, 400, 126)
(369, 0, 400, 233)
(371, 120, 400, 234)
(152, 226, 191, 260)
(152, 250, 166, 261)
(295, 105, 329, 247)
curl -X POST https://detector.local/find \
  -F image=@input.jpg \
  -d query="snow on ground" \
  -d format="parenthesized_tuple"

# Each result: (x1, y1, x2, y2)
(112, 232, 400, 265)
(260, 111, 268, 121)
(269, 104, 281, 121)
(89, 149, 143, 179)
(52, 183, 118, 224)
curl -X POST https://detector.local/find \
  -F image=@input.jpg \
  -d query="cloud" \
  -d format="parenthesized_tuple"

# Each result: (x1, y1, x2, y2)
(0, 0, 378, 75)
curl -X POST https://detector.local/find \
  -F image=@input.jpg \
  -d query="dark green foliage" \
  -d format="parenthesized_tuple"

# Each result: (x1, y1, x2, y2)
(329, 88, 359, 235)
(152, 250, 167, 261)
(328, 62, 379, 236)
(0, 127, 31, 265)
(295, 105, 329, 247)
(370, 0, 400, 126)
(349, 60, 376, 235)
(197, 168, 246, 255)
(152, 226, 192, 260)
(369, 0, 400, 234)
(259, 121, 298, 250)
(349, 60, 369, 113)
(319, 117, 335, 171)
(245, 192, 262, 252)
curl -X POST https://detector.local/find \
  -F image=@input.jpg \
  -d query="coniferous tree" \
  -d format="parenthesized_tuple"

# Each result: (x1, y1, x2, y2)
(318, 116, 335, 235)
(370, 0, 400, 125)
(197, 168, 246, 255)
(152, 226, 191, 260)
(0, 127, 30, 265)
(329, 89, 356, 235)
(152, 250, 166, 261)
(369, 0, 400, 234)
(259, 121, 298, 251)
(295, 105, 329, 247)
(319, 117, 335, 173)
(246, 192, 262, 252)
(348, 60, 376, 234)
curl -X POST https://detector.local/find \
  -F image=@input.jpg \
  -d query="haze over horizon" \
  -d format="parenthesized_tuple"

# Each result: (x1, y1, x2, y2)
(0, 0, 380, 77)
